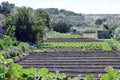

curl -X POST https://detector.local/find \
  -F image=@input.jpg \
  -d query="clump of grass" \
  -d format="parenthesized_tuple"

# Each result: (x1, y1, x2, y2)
(43, 49, 47, 52)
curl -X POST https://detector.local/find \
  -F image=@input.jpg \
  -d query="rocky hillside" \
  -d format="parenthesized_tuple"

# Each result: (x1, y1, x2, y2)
(39, 8, 90, 27)
(39, 8, 120, 28)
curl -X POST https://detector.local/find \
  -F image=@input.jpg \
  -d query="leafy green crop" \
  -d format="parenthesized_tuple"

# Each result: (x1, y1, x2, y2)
(104, 39, 120, 50)
(51, 32, 83, 38)
(38, 42, 112, 51)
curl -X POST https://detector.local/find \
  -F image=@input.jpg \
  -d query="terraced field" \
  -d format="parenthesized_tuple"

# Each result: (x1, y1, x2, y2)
(16, 38, 120, 78)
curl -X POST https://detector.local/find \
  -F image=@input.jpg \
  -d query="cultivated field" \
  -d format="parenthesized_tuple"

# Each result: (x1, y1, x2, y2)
(16, 38, 120, 78)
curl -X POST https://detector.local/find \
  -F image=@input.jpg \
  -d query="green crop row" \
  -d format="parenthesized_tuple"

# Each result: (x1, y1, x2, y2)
(51, 32, 83, 38)
(38, 42, 112, 51)
(104, 39, 120, 50)
(0, 54, 120, 80)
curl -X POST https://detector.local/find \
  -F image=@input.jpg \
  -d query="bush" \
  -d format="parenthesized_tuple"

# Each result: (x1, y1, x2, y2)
(113, 27, 120, 40)
(103, 20, 120, 38)
(0, 35, 19, 51)
(83, 29, 96, 34)
(1, 42, 30, 58)
(52, 20, 72, 33)
(18, 42, 30, 53)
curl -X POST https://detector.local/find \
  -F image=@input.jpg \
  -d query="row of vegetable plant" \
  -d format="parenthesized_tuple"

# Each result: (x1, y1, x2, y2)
(51, 32, 83, 38)
(38, 42, 112, 51)
(105, 39, 120, 50)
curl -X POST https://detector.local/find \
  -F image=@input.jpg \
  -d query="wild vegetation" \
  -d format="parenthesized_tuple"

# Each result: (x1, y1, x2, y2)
(43, 8, 87, 27)
(0, 54, 68, 80)
(4, 7, 51, 43)
(0, 1, 15, 15)
(0, 35, 30, 59)
(52, 20, 72, 33)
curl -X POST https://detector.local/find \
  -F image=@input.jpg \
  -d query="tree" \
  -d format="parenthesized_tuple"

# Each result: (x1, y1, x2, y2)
(113, 27, 120, 40)
(36, 9, 52, 29)
(32, 10, 45, 43)
(95, 18, 107, 25)
(103, 19, 120, 38)
(95, 19, 103, 25)
(4, 14, 16, 37)
(4, 7, 51, 43)
(0, 1, 15, 15)
(15, 7, 33, 42)
(52, 20, 72, 33)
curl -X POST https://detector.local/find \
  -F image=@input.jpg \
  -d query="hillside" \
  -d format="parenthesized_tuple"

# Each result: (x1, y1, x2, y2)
(39, 8, 90, 27)
(39, 8, 120, 29)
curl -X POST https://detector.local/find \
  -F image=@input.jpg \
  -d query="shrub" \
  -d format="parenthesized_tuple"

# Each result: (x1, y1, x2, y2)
(0, 35, 19, 51)
(113, 27, 120, 40)
(18, 42, 30, 53)
(83, 29, 96, 34)
(52, 20, 72, 33)
(1, 42, 30, 58)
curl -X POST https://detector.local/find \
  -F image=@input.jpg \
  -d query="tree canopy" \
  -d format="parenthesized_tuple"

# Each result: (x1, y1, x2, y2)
(4, 7, 51, 43)
(52, 20, 72, 33)
(0, 1, 15, 15)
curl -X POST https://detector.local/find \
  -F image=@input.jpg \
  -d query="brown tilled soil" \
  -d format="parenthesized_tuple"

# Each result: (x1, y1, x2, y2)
(17, 50, 120, 78)
(44, 38, 103, 42)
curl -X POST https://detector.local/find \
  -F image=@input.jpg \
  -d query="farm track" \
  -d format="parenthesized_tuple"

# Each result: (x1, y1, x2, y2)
(44, 38, 103, 42)
(16, 38, 120, 77)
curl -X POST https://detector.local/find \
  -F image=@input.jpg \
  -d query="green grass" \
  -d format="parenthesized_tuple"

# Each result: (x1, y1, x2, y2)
(38, 42, 112, 51)
(52, 32, 83, 38)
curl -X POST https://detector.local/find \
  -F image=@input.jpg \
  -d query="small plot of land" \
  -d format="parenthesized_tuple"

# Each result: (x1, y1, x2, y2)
(43, 38, 107, 52)
(16, 38, 120, 78)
